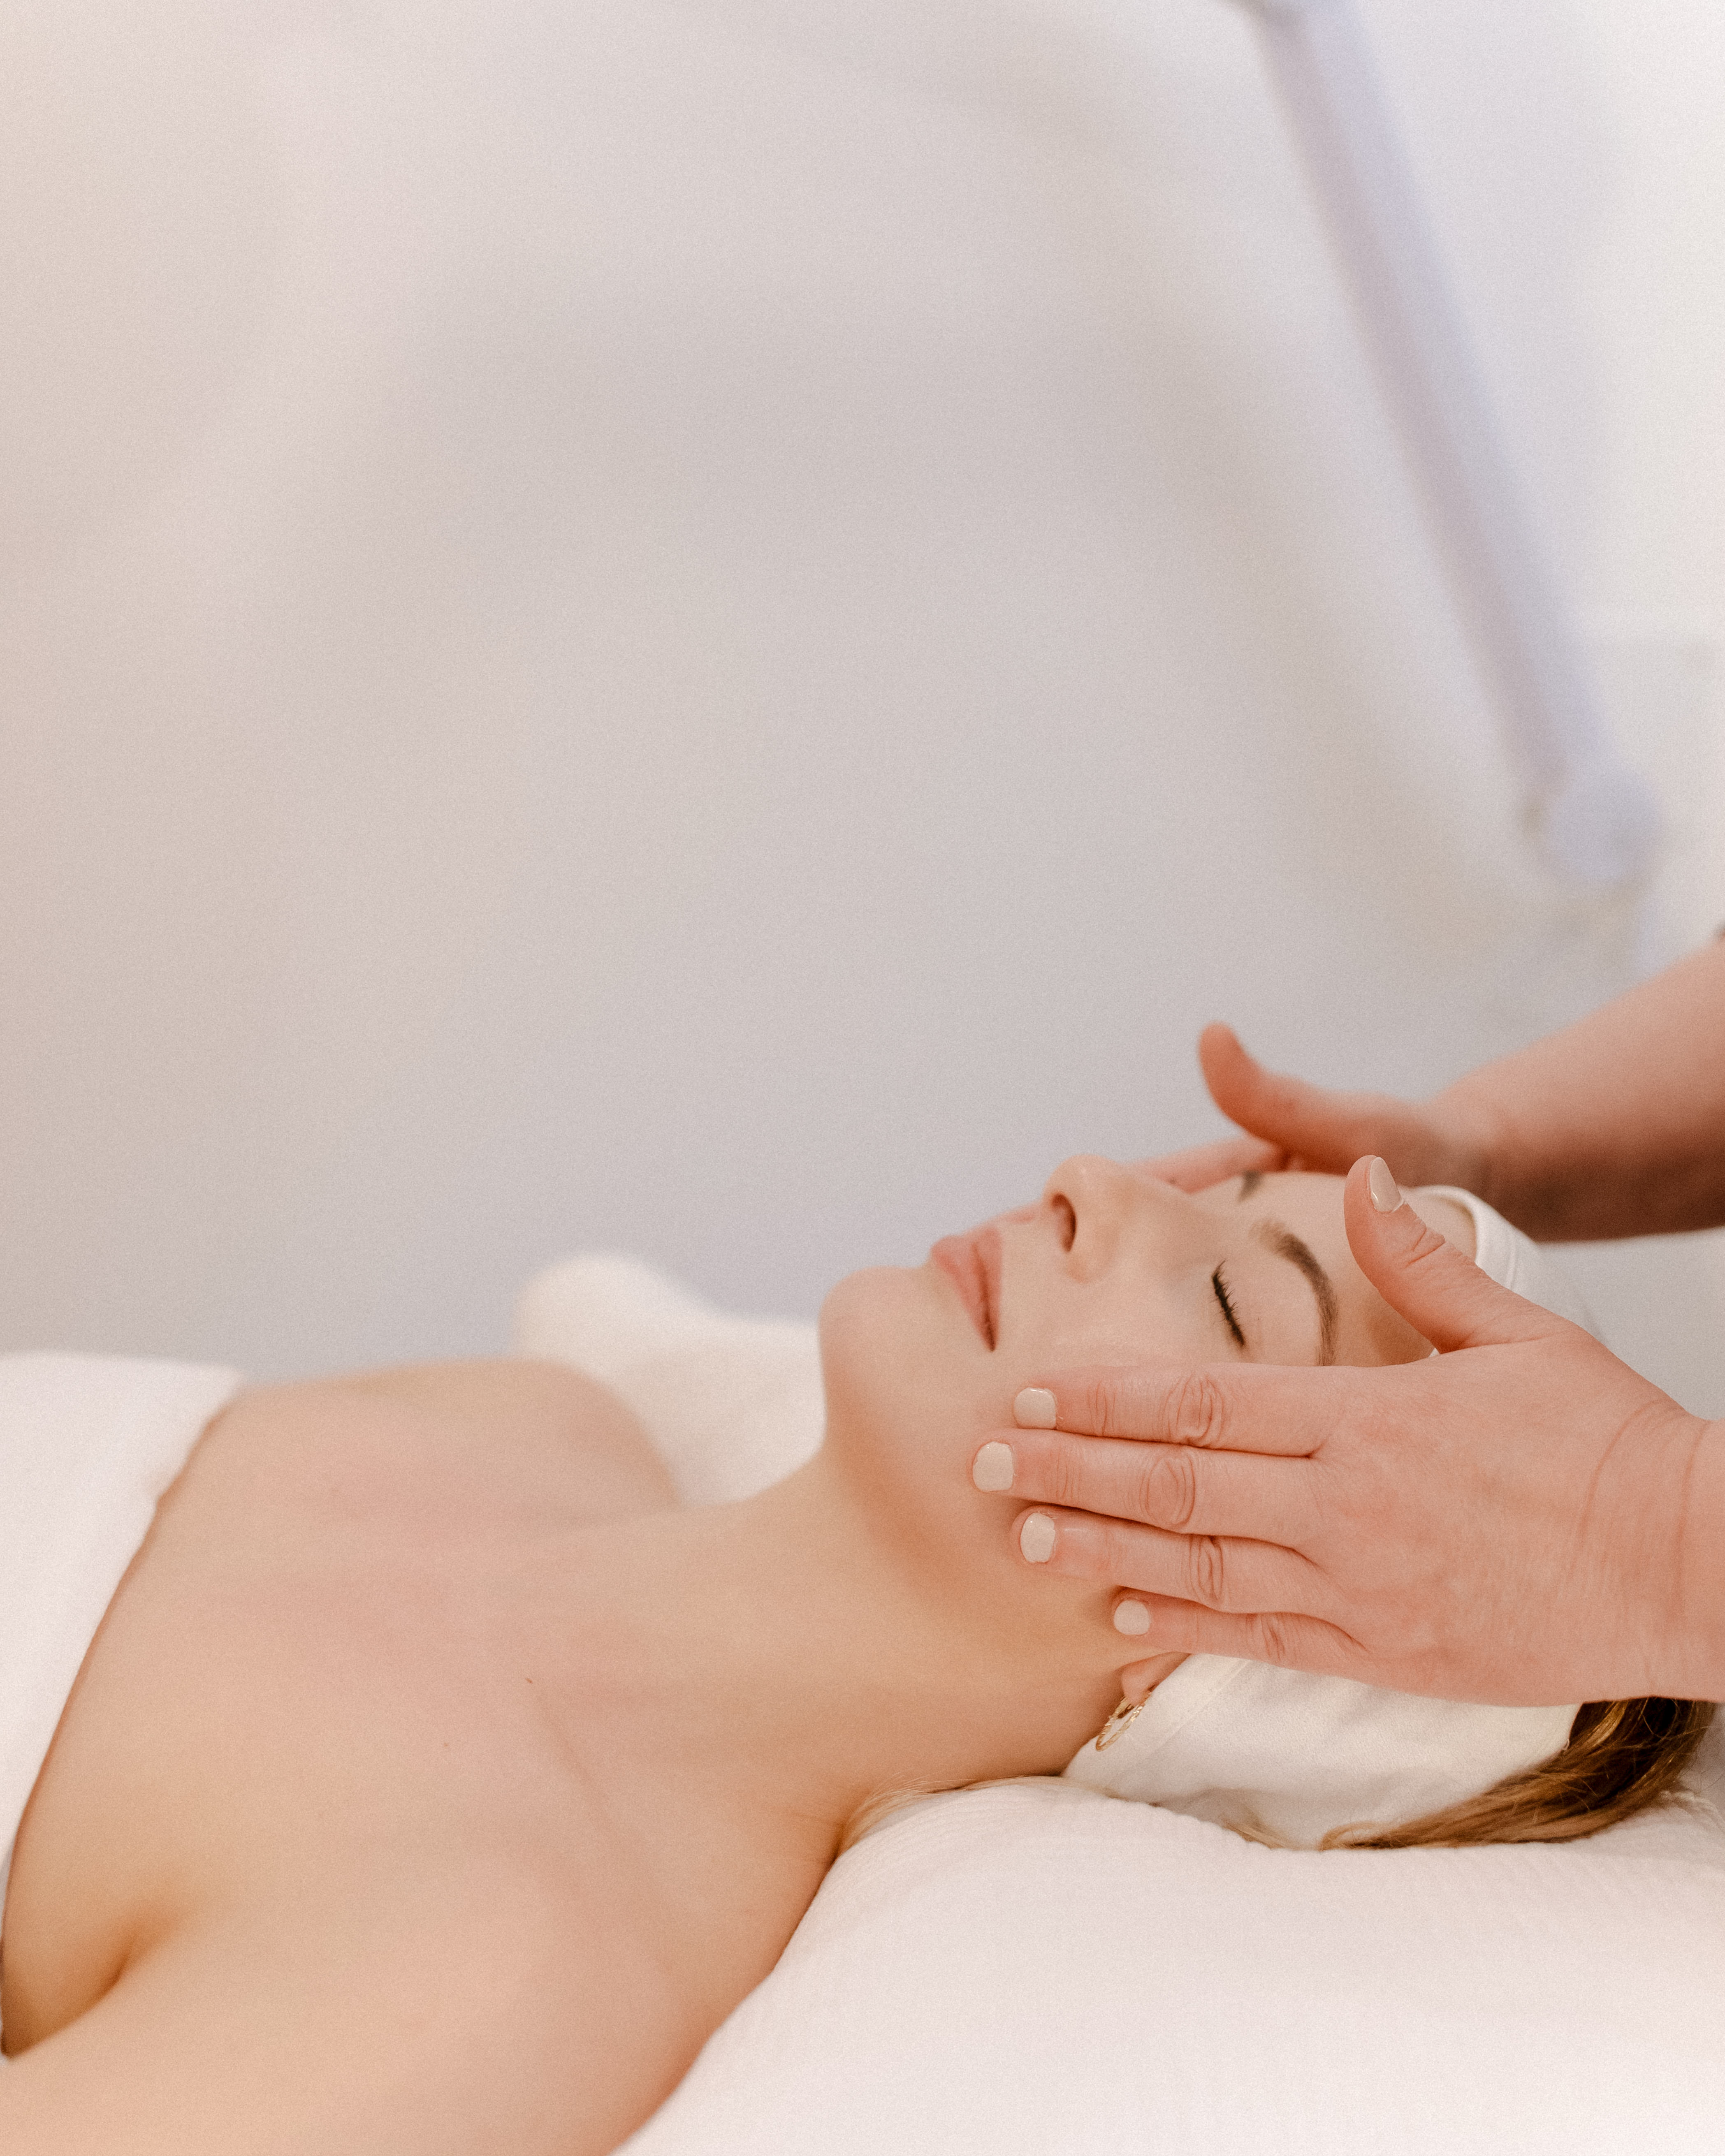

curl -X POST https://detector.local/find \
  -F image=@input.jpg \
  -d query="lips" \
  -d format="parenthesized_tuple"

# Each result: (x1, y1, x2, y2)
(930, 1225, 1001, 1349)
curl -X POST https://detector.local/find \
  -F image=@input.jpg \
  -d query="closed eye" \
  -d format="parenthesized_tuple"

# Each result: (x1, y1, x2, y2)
(1211, 1264, 1246, 1350)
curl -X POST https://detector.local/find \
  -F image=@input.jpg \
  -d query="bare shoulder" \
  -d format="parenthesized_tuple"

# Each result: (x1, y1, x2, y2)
(1, 1358, 676, 2058)
(347, 1357, 679, 1517)
(208, 1356, 678, 1526)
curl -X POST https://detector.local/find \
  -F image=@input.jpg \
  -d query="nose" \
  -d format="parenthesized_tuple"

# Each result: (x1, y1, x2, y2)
(1043, 1153, 1181, 1281)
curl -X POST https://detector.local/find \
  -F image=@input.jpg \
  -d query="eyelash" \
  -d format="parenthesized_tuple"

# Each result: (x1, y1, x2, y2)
(1211, 1264, 1246, 1350)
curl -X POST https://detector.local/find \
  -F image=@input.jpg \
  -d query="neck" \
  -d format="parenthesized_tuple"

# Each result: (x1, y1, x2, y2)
(543, 1454, 1120, 1850)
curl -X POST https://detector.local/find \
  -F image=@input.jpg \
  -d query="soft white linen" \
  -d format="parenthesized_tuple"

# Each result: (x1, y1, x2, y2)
(1064, 1653, 1578, 1847)
(515, 1246, 1725, 2155)
(0, 1353, 243, 2041)
(623, 1779, 1725, 2156)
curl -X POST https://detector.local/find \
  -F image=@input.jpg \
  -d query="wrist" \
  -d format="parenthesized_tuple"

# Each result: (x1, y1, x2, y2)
(1424, 1078, 1513, 1213)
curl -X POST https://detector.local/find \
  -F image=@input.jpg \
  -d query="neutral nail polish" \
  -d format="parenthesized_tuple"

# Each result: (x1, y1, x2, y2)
(1367, 1157, 1404, 1214)
(1019, 1512, 1057, 1563)
(1113, 1600, 1152, 1637)
(972, 1441, 1015, 1493)
(1014, 1387, 1057, 1429)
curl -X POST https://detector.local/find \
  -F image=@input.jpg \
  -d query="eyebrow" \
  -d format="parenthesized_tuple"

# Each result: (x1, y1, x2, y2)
(1252, 1218, 1339, 1364)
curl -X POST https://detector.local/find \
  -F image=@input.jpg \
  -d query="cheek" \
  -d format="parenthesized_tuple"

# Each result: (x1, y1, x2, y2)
(1013, 1278, 1217, 1379)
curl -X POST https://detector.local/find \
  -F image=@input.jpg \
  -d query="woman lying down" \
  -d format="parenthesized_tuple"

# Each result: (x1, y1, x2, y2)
(0, 1159, 1712, 2154)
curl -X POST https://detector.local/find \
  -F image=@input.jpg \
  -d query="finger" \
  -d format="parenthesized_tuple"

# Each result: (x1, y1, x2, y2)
(1342, 1157, 1572, 1352)
(1199, 1025, 1419, 1179)
(1113, 1598, 1368, 1681)
(977, 1427, 1325, 1547)
(1017, 1364, 1341, 1457)
(1124, 1135, 1285, 1193)
(1198, 1025, 1354, 1170)
(1009, 1505, 1333, 1616)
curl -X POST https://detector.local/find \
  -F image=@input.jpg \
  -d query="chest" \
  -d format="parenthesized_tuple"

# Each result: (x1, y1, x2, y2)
(1, 1383, 816, 2091)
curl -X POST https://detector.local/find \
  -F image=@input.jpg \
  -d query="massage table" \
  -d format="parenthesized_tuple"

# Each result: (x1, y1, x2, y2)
(4, 1269, 1720, 2147)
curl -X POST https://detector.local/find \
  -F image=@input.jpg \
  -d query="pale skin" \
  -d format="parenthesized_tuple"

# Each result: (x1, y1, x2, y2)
(1, 1154, 1411, 2154)
(973, 941, 1725, 1708)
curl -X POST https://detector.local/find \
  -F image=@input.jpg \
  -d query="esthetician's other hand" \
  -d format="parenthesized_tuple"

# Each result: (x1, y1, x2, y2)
(1145, 939, 1725, 1241)
(982, 1158, 1725, 1708)
(1128, 1024, 1489, 1197)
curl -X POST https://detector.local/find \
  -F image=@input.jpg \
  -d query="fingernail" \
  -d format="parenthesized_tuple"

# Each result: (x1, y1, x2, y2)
(1014, 1387, 1057, 1429)
(1367, 1157, 1404, 1214)
(972, 1441, 1015, 1493)
(1019, 1512, 1057, 1563)
(1113, 1600, 1152, 1636)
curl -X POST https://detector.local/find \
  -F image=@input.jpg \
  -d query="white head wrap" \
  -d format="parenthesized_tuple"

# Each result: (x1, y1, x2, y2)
(1062, 1187, 1595, 1846)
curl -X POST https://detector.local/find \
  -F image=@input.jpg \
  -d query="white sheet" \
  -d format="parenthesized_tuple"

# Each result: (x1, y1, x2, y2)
(624, 1779, 1725, 2155)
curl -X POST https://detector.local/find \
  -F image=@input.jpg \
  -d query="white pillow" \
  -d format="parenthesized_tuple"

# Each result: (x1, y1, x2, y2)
(627, 1783, 1725, 2156)
(515, 1256, 1725, 2156)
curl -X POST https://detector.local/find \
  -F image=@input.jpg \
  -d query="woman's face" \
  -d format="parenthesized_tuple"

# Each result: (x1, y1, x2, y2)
(817, 1159, 1454, 1694)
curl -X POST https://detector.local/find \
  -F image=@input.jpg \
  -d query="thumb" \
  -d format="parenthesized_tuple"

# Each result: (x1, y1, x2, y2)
(1118, 1608, 1366, 1684)
(1342, 1156, 1563, 1352)
(1198, 1024, 1368, 1173)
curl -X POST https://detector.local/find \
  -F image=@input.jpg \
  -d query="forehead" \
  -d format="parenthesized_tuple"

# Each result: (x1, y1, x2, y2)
(1194, 1170, 1425, 1368)
(1192, 1168, 1346, 1235)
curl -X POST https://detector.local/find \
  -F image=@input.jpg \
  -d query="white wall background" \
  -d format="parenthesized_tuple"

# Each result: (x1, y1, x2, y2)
(2, 0, 1722, 1408)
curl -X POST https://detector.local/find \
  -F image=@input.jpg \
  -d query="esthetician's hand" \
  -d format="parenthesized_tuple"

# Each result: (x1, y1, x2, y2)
(978, 1158, 1725, 1708)
(1144, 939, 1725, 1243)
(1130, 1023, 1491, 1197)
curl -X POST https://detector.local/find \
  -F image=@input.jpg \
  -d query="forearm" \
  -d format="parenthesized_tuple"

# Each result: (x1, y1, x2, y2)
(1438, 940, 1725, 1240)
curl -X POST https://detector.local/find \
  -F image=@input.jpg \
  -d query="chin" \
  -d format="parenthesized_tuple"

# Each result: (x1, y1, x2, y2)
(817, 1264, 936, 1410)
(817, 1264, 996, 1501)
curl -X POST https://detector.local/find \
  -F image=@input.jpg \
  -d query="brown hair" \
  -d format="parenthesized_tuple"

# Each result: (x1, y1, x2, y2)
(1322, 1695, 1717, 1851)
